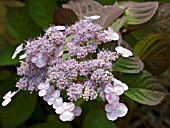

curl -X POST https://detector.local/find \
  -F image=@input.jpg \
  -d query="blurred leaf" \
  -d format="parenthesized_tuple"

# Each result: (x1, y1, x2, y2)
(145, 3, 170, 38)
(27, 0, 56, 28)
(30, 123, 69, 128)
(82, 109, 117, 128)
(0, 70, 11, 80)
(46, 114, 72, 128)
(63, 0, 126, 27)
(2, 0, 25, 7)
(0, 2, 20, 45)
(0, 91, 37, 128)
(134, 33, 170, 75)
(53, 8, 78, 26)
(122, 2, 158, 25)
(6, 7, 42, 40)
(111, 16, 128, 32)
(0, 36, 19, 66)
(120, 71, 167, 105)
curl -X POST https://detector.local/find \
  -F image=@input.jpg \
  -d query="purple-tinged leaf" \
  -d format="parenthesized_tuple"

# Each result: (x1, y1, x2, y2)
(53, 8, 78, 25)
(121, 2, 158, 25)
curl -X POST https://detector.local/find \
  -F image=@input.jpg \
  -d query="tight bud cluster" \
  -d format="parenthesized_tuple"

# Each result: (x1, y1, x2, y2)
(2, 17, 133, 122)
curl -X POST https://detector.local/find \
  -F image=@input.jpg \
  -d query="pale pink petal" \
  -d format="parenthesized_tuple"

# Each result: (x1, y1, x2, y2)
(55, 105, 65, 114)
(113, 85, 124, 95)
(54, 44, 64, 58)
(43, 86, 54, 101)
(38, 83, 45, 90)
(121, 83, 128, 91)
(105, 103, 114, 112)
(115, 103, 128, 117)
(59, 111, 74, 121)
(31, 57, 37, 63)
(36, 59, 46, 68)
(106, 112, 118, 121)
(2, 98, 11, 106)
(53, 97, 63, 109)
(104, 84, 114, 94)
(47, 97, 55, 105)
(106, 93, 119, 103)
(65, 102, 75, 111)
(72, 106, 82, 116)
(52, 90, 60, 98)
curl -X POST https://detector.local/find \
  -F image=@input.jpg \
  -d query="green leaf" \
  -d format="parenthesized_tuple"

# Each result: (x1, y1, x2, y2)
(27, 0, 56, 28)
(113, 55, 144, 74)
(30, 123, 69, 128)
(82, 109, 117, 128)
(120, 71, 167, 105)
(122, 2, 158, 25)
(0, 36, 19, 66)
(111, 16, 128, 32)
(46, 114, 72, 128)
(0, 91, 37, 128)
(134, 33, 170, 75)
(6, 7, 42, 40)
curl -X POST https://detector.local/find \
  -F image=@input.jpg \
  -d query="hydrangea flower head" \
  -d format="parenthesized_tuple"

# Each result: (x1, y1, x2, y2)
(2, 16, 133, 122)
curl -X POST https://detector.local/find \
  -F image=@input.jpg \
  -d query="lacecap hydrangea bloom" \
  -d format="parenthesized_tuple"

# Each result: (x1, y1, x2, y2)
(2, 16, 132, 122)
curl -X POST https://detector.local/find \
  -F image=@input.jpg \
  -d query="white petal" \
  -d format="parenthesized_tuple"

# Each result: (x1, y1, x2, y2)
(106, 93, 119, 103)
(104, 84, 114, 94)
(88, 15, 100, 20)
(56, 26, 66, 30)
(3, 91, 12, 99)
(106, 112, 118, 121)
(72, 106, 82, 116)
(115, 103, 128, 117)
(12, 44, 23, 59)
(111, 32, 119, 40)
(113, 85, 124, 95)
(19, 54, 26, 60)
(53, 97, 63, 109)
(2, 98, 11, 106)
(59, 111, 74, 121)
(115, 46, 124, 53)
(12, 52, 18, 60)
(55, 105, 65, 114)
(38, 89, 47, 97)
